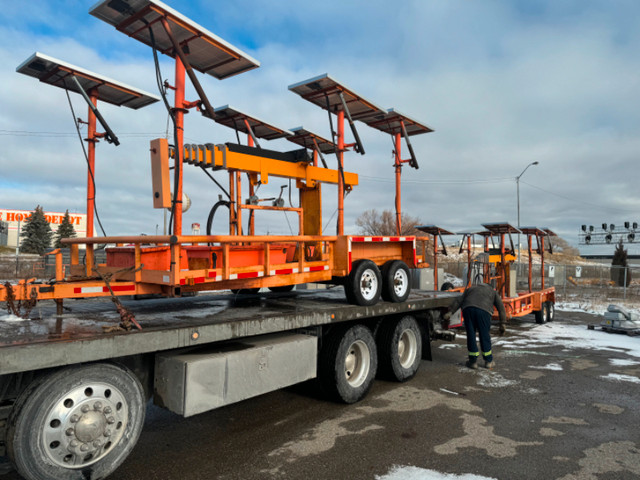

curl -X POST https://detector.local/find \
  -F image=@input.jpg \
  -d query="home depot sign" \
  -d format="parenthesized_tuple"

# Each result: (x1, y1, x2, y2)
(0, 209, 87, 248)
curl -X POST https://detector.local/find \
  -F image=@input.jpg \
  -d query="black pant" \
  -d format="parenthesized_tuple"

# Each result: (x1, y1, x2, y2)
(463, 306, 493, 363)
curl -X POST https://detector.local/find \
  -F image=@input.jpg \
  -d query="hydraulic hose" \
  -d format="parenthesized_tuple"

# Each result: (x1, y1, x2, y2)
(206, 200, 231, 245)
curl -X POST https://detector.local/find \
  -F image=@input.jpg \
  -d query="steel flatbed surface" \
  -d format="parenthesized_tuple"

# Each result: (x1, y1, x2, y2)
(0, 289, 459, 375)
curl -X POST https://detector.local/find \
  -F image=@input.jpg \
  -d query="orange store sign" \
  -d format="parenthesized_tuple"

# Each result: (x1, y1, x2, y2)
(0, 209, 85, 226)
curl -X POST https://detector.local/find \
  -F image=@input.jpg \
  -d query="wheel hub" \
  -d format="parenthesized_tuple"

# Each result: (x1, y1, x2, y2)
(393, 270, 408, 295)
(360, 269, 378, 300)
(42, 383, 127, 468)
(344, 340, 370, 388)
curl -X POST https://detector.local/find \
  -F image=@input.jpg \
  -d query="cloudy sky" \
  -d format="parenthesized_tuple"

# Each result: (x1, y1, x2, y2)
(1, 0, 639, 254)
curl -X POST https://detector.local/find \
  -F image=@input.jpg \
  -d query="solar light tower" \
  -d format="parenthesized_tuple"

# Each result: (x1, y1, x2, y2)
(90, 0, 259, 236)
(361, 109, 433, 235)
(516, 161, 539, 262)
(16, 52, 159, 273)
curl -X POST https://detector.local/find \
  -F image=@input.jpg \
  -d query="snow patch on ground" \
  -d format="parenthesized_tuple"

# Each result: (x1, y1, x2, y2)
(530, 363, 563, 371)
(601, 373, 640, 384)
(495, 323, 640, 359)
(0, 313, 27, 322)
(610, 358, 640, 367)
(376, 466, 496, 480)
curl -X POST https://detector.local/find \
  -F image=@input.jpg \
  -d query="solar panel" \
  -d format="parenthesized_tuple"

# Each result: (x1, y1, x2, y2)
(89, 0, 259, 80)
(519, 227, 546, 236)
(482, 222, 521, 235)
(16, 52, 160, 109)
(288, 74, 386, 121)
(213, 105, 291, 141)
(362, 108, 433, 136)
(287, 127, 337, 154)
(416, 225, 455, 236)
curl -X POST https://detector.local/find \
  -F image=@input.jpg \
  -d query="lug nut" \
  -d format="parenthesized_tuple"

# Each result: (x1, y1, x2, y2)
(103, 407, 112, 414)
(94, 401, 103, 411)
(81, 405, 90, 413)
(93, 440, 102, 448)
(70, 415, 79, 423)
(103, 429, 111, 437)
(107, 417, 115, 425)
(65, 428, 74, 436)
(80, 444, 90, 452)
(70, 440, 79, 448)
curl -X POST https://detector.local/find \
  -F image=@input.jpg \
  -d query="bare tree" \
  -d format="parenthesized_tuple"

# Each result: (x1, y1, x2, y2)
(355, 209, 425, 236)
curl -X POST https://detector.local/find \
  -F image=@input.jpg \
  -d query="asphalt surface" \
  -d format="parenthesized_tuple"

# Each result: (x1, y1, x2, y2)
(2, 309, 639, 480)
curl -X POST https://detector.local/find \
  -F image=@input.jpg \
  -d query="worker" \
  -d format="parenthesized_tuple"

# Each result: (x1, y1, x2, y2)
(445, 283, 506, 370)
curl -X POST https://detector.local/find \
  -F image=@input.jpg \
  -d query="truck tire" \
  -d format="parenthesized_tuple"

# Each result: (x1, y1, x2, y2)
(346, 260, 382, 306)
(231, 288, 260, 294)
(377, 315, 422, 382)
(268, 285, 295, 293)
(534, 307, 548, 324)
(319, 324, 378, 403)
(545, 302, 555, 322)
(441, 282, 455, 291)
(7, 363, 145, 480)
(381, 260, 411, 303)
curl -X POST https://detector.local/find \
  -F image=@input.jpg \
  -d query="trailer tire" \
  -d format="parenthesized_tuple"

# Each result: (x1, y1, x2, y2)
(268, 285, 295, 293)
(534, 307, 548, 324)
(545, 302, 555, 322)
(381, 260, 411, 303)
(7, 363, 145, 480)
(441, 282, 455, 291)
(346, 260, 382, 306)
(319, 324, 377, 403)
(231, 288, 260, 295)
(377, 315, 422, 382)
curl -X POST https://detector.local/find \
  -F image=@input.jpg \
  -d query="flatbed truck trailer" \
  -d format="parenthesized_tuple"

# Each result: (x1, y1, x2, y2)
(0, 288, 458, 480)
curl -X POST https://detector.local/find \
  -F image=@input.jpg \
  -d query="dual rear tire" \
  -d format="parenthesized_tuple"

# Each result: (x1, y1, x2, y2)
(318, 315, 423, 403)
(344, 259, 411, 306)
(534, 301, 555, 324)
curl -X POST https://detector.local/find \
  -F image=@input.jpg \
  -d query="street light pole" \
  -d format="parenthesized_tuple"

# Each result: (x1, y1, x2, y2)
(516, 161, 539, 263)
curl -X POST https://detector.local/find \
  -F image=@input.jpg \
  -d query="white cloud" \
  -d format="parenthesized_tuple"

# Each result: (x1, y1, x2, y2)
(1, 0, 639, 246)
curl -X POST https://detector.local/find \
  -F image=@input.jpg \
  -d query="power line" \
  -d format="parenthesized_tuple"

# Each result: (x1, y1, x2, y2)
(520, 180, 639, 214)
(359, 174, 513, 185)
(0, 129, 165, 138)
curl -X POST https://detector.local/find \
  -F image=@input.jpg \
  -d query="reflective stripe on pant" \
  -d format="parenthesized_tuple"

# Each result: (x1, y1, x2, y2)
(463, 306, 493, 363)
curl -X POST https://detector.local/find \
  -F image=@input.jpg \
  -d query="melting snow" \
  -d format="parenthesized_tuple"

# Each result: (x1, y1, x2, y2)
(495, 323, 640, 359)
(0, 313, 27, 322)
(376, 466, 496, 480)
(530, 363, 563, 371)
(610, 359, 640, 367)
(601, 373, 640, 384)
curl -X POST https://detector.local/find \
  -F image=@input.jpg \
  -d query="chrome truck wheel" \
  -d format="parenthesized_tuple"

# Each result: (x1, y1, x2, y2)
(377, 315, 422, 381)
(319, 324, 378, 403)
(381, 260, 411, 303)
(7, 363, 145, 480)
(346, 260, 382, 306)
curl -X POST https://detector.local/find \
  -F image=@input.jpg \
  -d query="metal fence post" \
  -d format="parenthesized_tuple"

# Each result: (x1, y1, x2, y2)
(624, 267, 627, 300)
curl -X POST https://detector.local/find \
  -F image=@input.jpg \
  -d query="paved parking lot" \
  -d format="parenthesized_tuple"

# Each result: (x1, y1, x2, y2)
(2, 309, 639, 480)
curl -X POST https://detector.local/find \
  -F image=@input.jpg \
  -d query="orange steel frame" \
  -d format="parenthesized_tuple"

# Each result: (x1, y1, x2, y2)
(0, 29, 419, 305)
(479, 229, 555, 321)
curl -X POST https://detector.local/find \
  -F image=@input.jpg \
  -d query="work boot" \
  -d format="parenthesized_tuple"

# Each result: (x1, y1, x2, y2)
(466, 360, 478, 369)
(484, 360, 495, 370)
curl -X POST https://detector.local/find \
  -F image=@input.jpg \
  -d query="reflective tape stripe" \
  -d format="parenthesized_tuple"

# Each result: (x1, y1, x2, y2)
(468, 351, 480, 357)
(483, 350, 492, 357)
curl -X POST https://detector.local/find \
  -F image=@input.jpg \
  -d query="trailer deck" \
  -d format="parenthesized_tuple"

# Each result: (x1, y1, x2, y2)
(0, 289, 459, 375)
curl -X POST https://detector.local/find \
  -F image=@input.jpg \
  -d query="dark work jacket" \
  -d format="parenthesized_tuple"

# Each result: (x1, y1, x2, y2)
(449, 283, 507, 324)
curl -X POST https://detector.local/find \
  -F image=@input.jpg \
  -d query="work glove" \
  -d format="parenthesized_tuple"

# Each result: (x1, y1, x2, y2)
(498, 323, 506, 336)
